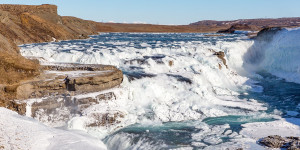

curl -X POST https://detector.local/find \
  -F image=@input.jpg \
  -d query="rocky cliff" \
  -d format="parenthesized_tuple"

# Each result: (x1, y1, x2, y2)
(0, 4, 102, 84)
(0, 4, 123, 113)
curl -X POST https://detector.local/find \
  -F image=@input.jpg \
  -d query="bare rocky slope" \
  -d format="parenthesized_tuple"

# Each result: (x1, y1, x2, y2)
(0, 4, 122, 112)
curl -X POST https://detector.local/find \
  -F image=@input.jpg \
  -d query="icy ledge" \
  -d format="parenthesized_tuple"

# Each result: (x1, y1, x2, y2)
(0, 107, 107, 150)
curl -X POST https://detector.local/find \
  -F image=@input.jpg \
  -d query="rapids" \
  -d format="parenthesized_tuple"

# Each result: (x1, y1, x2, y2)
(20, 30, 300, 149)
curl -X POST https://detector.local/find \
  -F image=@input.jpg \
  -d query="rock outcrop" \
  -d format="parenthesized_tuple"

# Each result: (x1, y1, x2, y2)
(213, 51, 228, 69)
(0, 4, 103, 86)
(209, 49, 228, 70)
(259, 135, 300, 150)
(16, 64, 123, 100)
(2, 63, 123, 115)
(255, 27, 284, 41)
(217, 24, 258, 34)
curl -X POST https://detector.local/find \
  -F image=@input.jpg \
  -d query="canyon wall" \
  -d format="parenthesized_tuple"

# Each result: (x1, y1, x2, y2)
(0, 4, 121, 110)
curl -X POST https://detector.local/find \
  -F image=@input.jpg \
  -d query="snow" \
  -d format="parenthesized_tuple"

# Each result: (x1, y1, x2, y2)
(0, 107, 107, 150)
(240, 118, 300, 140)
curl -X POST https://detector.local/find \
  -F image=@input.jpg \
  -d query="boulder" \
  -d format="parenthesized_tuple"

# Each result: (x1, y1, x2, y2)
(213, 51, 228, 69)
(255, 27, 285, 41)
(259, 135, 300, 149)
(259, 135, 286, 148)
(217, 24, 254, 34)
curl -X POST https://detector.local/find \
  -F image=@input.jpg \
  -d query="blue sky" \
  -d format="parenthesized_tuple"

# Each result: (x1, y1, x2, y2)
(1, 0, 300, 25)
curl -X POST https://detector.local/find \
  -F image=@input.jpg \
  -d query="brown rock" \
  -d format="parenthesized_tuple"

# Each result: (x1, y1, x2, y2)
(0, 63, 123, 115)
(15, 64, 123, 100)
(213, 51, 228, 69)
(260, 135, 300, 149)
(0, 100, 27, 115)
(259, 135, 286, 148)
(0, 4, 104, 107)
(96, 92, 116, 101)
(255, 27, 284, 41)
(0, 4, 126, 112)
(168, 60, 174, 67)
(217, 24, 255, 34)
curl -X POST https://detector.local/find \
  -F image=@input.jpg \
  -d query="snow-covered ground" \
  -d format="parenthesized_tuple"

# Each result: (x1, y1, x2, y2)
(0, 108, 107, 150)
(241, 118, 300, 140)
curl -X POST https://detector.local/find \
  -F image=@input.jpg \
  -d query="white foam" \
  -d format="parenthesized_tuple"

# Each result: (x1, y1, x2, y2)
(20, 35, 270, 139)
(21, 33, 290, 149)
(244, 28, 300, 83)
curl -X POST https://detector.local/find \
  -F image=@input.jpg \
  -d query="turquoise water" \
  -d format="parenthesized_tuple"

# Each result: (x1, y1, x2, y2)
(241, 72, 300, 116)
(104, 71, 299, 149)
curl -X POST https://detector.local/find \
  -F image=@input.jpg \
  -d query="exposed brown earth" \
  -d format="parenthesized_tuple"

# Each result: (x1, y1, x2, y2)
(0, 4, 102, 86)
(0, 4, 103, 85)
(96, 23, 221, 33)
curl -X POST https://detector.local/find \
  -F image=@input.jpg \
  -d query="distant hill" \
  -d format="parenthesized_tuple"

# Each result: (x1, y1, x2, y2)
(190, 18, 300, 31)
(96, 23, 215, 33)
(95, 18, 300, 34)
